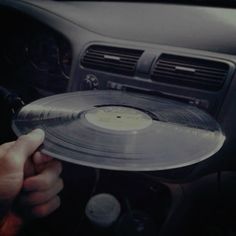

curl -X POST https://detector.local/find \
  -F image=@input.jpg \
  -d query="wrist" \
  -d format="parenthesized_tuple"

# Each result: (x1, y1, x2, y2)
(0, 212, 23, 236)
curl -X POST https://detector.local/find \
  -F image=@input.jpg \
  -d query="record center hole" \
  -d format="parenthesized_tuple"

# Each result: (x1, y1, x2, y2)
(116, 116, 122, 119)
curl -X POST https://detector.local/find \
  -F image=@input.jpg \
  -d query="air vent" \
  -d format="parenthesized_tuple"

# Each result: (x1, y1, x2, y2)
(151, 54, 230, 91)
(81, 45, 143, 76)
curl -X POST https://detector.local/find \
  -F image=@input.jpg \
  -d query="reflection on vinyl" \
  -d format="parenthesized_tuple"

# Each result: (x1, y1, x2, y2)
(12, 90, 225, 171)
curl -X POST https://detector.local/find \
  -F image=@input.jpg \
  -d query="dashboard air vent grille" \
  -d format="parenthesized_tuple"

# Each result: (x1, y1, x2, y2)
(151, 54, 230, 91)
(81, 45, 143, 76)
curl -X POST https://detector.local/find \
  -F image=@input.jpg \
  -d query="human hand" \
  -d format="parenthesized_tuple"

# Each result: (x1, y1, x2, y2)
(17, 151, 63, 219)
(0, 129, 63, 221)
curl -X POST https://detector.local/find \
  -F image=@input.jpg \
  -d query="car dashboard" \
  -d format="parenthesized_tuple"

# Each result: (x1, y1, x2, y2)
(1, 1, 236, 236)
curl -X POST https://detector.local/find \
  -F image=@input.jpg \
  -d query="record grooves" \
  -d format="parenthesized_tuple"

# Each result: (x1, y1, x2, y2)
(12, 90, 225, 171)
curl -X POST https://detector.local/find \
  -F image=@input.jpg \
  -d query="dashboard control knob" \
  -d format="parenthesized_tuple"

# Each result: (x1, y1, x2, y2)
(81, 74, 99, 90)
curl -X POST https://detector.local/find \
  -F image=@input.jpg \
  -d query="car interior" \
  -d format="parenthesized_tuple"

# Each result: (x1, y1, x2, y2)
(1, 0, 236, 235)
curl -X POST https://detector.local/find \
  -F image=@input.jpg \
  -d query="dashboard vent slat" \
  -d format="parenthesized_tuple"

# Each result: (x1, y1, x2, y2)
(81, 45, 143, 76)
(151, 54, 230, 91)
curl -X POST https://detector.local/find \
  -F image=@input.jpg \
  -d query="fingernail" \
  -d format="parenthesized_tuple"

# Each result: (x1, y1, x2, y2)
(31, 129, 45, 138)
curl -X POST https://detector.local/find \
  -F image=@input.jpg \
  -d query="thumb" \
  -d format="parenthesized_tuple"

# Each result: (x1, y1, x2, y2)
(4, 129, 45, 172)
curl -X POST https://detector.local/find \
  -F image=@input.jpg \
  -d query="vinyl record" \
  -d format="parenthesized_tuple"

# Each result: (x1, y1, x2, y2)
(12, 90, 225, 171)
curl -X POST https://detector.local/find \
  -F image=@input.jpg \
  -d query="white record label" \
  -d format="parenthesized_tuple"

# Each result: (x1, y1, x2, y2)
(84, 106, 153, 131)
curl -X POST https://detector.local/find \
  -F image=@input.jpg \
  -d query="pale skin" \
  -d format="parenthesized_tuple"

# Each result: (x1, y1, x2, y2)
(0, 129, 63, 234)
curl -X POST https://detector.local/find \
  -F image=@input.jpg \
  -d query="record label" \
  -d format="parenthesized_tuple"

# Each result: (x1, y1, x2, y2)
(84, 106, 153, 131)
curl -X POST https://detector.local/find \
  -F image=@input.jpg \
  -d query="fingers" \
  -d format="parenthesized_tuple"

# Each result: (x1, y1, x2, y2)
(21, 178, 63, 206)
(23, 157, 35, 178)
(29, 152, 53, 175)
(31, 196, 61, 218)
(33, 152, 53, 165)
(24, 152, 53, 178)
(23, 160, 62, 191)
(16, 159, 63, 219)
(3, 129, 45, 171)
